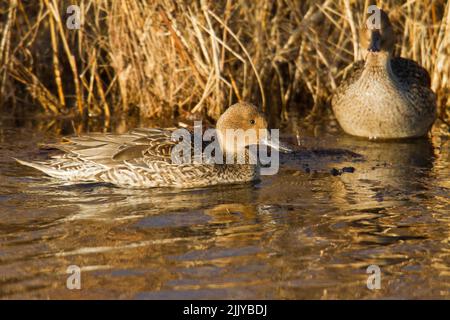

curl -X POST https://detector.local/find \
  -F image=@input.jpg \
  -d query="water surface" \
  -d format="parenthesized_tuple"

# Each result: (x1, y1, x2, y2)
(0, 116, 449, 299)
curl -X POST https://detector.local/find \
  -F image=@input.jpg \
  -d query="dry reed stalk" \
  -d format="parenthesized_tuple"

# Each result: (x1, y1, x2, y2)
(46, 0, 83, 114)
(0, 0, 448, 126)
(47, 3, 66, 110)
(0, 0, 17, 106)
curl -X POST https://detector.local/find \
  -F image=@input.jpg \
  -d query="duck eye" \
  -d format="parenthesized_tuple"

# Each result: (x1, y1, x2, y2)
(249, 119, 255, 125)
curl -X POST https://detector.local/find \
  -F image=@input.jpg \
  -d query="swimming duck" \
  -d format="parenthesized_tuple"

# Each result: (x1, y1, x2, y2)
(332, 9, 436, 139)
(16, 102, 289, 188)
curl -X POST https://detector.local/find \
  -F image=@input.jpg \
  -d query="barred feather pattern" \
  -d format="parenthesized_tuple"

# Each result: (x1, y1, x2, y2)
(17, 128, 258, 188)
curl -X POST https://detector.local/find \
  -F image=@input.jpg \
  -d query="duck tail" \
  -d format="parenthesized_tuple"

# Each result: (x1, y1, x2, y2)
(14, 157, 61, 178)
(14, 157, 108, 182)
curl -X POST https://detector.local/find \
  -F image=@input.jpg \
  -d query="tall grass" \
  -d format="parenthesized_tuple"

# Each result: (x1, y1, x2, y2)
(0, 0, 449, 123)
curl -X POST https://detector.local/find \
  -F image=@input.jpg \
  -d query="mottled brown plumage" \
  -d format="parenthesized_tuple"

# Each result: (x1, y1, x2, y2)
(332, 9, 436, 139)
(16, 102, 286, 188)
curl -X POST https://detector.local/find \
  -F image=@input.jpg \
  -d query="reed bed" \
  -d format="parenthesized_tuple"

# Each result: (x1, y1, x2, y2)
(0, 0, 449, 123)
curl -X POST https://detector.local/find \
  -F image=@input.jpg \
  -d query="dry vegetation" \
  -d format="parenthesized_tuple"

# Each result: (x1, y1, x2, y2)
(0, 0, 449, 123)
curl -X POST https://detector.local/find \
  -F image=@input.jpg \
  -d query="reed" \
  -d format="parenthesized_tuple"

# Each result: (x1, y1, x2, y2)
(0, 0, 448, 123)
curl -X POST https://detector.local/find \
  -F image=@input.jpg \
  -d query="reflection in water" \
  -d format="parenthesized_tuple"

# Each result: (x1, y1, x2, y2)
(0, 116, 449, 299)
(332, 137, 435, 211)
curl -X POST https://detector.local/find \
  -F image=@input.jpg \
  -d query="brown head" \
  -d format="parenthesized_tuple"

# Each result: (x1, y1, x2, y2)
(360, 8, 395, 60)
(216, 102, 290, 155)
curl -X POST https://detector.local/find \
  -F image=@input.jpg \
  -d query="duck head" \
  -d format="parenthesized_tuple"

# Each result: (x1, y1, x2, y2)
(216, 102, 291, 156)
(360, 8, 395, 64)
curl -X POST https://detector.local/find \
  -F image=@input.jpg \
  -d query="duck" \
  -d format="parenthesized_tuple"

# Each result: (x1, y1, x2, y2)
(16, 102, 290, 188)
(331, 8, 436, 139)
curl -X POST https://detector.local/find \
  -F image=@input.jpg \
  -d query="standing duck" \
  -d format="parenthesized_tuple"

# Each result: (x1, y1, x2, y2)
(16, 102, 289, 188)
(332, 8, 436, 139)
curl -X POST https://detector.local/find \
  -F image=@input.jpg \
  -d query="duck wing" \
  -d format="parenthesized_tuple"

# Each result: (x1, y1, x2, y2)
(391, 58, 436, 118)
(47, 128, 181, 167)
(390, 57, 431, 88)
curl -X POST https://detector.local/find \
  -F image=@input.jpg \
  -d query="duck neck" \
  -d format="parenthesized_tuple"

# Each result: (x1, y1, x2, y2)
(216, 129, 252, 163)
(217, 129, 231, 156)
(363, 51, 395, 80)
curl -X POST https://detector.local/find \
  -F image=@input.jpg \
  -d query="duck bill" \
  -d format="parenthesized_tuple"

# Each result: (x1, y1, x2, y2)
(368, 30, 381, 52)
(261, 131, 292, 153)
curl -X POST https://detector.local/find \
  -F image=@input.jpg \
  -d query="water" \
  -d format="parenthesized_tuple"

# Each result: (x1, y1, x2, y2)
(0, 116, 449, 299)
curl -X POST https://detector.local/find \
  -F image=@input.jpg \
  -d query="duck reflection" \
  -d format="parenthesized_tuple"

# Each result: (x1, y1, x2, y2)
(55, 183, 258, 222)
(329, 136, 435, 211)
